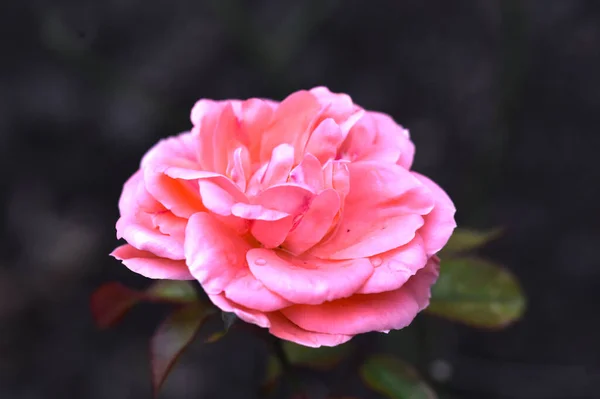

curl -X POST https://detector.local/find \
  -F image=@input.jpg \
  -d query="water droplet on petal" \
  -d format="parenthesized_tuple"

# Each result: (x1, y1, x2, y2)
(254, 258, 267, 266)
(370, 257, 383, 267)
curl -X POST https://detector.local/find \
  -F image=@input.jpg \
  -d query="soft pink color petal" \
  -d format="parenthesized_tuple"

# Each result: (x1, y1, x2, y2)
(118, 170, 163, 216)
(210, 104, 243, 174)
(356, 234, 428, 294)
(250, 217, 295, 249)
(231, 203, 289, 221)
(116, 216, 184, 260)
(198, 178, 248, 217)
(322, 160, 350, 196)
(267, 312, 352, 348)
(190, 100, 240, 171)
(261, 143, 295, 188)
(284, 189, 341, 254)
(226, 146, 250, 192)
(247, 248, 373, 305)
(143, 171, 205, 218)
(412, 172, 457, 255)
(207, 294, 271, 328)
(304, 118, 345, 164)
(289, 153, 325, 193)
(184, 212, 251, 295)
(281, 256, 440, 335)
(311, 162, 434, 259)
(224, 271, 292, 312)
(308, 86, 364, 135)
(340, 112, 415, 168)
(111, 244, 193, 280)
(239, 98, 276, 158)
(260, 90, 321, 163)
(151, 212, 187, 241)
(140, 133, 205, 218)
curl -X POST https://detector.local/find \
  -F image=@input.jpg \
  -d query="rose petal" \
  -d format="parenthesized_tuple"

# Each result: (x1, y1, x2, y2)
(281, 256, 440, 335)
(224, 271, 292, 312)
(116, 216, 184, 260)
(284, 189, 341, 254)
(198, 178, 248, 217)
(250, 218, 295, 249)
(247, 248, 374, 305)
(260, 91, 321, 163)
(311, 162, 433, 259)
(304, 118, 345, 164)
(111, 244, 193, 280)
(184, 212, 251, 295)
(118, 170, 163, 216)
(268, 312, 352, 348)
(240, 98, 276, 159)
(289, 153, 325, 193)
(412, 172, 457, 255)
(207, 294, 271, 328)
(151, 212, 187, 241)
(141, 133, 205, 218)
(356, 234, 428, 294)
(261, 143, 295, 188)
(340, 112, 415, 168)
(231, 203, 289, 221)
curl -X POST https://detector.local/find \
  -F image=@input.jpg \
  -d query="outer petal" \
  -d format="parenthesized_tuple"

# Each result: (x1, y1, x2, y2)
(311, 162, 433, 260)
(356, 234, 428, 294)
(184, 212, 251, 295)
(281, 256, 440, 335)
(267, 312, 352, 348)
(247, 248, 374, 305)
(184, 212, 290, 312)
(208, 294, 271, 328)
(116, 216, 184, 260)
(118, 170, 163, 217)
(111, 244, 193, 280)
(340, 112, 415, 168)
(141, 133, 205, 218)
(150, 212, 187, 241)
(412, 172, 457, 255)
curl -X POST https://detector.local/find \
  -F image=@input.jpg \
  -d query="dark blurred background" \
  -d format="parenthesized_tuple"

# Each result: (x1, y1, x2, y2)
(1, 1, 599, 398)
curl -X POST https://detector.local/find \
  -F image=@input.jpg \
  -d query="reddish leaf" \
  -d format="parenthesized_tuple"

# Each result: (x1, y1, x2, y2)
(150, 302, 215, 396)
(90, 280, 199, 329)
(90, 282, 142, 329)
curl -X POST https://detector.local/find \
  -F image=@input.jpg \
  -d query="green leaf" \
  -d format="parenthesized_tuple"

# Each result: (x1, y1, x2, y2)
(90, 282, 142, 329)
(426, 257, 526, 328)
(360, 355, 437, 399)
(145, 280, 198, 303)
(150, 302, 215, 396)
(283, 341, 353, 370)
(439, 228, 502, 257)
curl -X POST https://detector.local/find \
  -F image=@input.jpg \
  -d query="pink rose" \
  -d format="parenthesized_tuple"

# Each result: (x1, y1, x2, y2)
(112, 87, 456, 347)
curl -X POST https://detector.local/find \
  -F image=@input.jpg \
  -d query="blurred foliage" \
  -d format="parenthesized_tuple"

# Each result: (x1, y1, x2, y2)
(427, 257, 525, 329)
(91, 227, 526, 398)
(360, 355, 437, 399)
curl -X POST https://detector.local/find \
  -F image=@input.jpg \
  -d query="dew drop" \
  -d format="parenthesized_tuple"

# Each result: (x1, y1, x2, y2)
(254, 258, 267, 266)
(370, 257, 383, 267)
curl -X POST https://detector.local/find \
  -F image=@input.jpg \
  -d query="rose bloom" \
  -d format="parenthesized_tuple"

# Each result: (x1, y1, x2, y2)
(112, 87, 456, 347)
